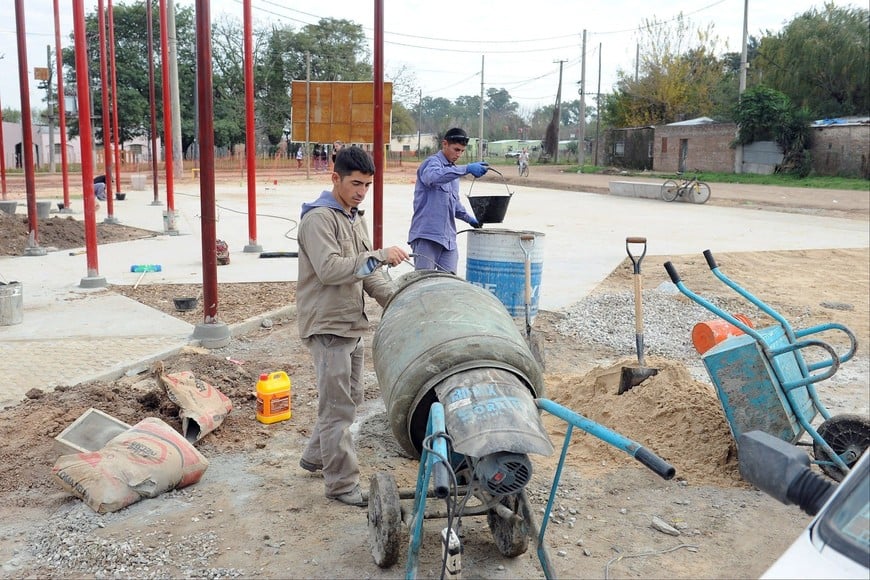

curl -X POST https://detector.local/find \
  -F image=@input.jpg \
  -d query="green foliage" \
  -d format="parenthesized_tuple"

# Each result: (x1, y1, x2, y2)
(1, 107, 21, 123)
(755, 4, 869, 117)
(734, 86, 814, 177)
(390, 103, 416, 135)
(603, 14, 728, 127)
(733, 86, 792, 144)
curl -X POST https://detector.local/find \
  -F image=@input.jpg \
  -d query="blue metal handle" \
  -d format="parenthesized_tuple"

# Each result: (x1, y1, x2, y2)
(768, 339, 841, 390)
(537, 398, 675, 479)
(794, 322, 858, 366)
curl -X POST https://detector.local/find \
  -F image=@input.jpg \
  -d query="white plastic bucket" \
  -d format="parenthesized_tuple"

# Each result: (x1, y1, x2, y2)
(465, 228, 545, 320)
(130, 174, 146, 190)
(0, 281, 23, 326)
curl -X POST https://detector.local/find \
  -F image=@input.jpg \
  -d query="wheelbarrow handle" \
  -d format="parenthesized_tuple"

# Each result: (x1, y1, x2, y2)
(703, 249, 718, 270)
(664, 261, 681, 284)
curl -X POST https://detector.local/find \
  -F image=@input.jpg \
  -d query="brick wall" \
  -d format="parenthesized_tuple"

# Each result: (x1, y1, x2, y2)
(810, 124, 870, 178)
(653, 123, 737, 173)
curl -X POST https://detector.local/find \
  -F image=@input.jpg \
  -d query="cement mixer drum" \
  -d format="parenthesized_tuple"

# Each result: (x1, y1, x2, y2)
(373, 271, 546, 458)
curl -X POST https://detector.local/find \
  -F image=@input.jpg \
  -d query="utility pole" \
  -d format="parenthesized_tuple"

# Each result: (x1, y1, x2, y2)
(734, 0, 749, 174)
(417, 89, 422, 158)
(553, 58, 567, 164)
(478, 55, 484, 161)
(594, 42, 602, 166)
(167, 0, 183, 178)
(577, 30, 586, 166)
(46, 45, 55, 174)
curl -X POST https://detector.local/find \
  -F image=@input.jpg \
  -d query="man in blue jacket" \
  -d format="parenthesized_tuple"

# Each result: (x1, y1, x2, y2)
(407, 127, 488, 273)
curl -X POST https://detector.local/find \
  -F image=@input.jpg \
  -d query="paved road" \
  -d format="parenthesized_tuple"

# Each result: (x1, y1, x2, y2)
(0, 171, 867, 407)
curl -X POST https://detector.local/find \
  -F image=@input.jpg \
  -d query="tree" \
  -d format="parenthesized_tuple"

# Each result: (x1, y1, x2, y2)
(62, 3, 197, 153)
(2, 107, 21, 123)
(603, 14, 727, 127)
(390, 102, 415, 135)
(734, 86, 813, 177)
(755, 4, 869, 117)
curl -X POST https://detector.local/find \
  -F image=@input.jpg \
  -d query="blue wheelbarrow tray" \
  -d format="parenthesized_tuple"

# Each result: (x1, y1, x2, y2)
(702, 325, 814, 444)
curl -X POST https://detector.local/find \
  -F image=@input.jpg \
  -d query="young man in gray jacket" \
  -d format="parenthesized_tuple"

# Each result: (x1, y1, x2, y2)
(296, 145, 408, 505)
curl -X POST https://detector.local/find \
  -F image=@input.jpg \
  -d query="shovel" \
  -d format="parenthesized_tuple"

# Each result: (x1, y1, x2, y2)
(618, 236, 658, 394)
(519, 234, 545, 368)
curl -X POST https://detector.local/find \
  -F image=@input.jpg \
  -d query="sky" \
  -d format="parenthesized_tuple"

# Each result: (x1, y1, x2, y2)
(0, 0, 854, 117)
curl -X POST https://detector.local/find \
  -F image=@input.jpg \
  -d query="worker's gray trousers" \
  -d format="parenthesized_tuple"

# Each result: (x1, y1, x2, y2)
(301, 334, 365, 497)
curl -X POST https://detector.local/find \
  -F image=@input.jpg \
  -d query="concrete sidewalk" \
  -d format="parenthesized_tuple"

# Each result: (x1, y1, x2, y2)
(0, 179, 867, 407)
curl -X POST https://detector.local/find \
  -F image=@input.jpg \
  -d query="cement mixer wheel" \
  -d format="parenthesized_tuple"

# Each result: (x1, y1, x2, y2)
(368, 471, 403, 568)
(813, 414, 870, 481)
(487, 492, 530, 558)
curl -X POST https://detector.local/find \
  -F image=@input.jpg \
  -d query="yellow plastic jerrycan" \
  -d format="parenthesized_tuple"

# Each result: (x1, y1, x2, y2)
(256, 371, 291, 424)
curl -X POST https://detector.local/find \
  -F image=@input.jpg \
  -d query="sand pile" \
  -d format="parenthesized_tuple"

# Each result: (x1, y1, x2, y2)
(542, 357, 741, 486)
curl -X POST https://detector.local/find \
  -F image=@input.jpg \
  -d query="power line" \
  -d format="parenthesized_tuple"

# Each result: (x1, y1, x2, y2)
(250, 0, 581, 45)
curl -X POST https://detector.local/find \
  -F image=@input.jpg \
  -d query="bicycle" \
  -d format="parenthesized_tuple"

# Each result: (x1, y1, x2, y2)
(518, 159, 529, 177)
(660, 174, 711, 204)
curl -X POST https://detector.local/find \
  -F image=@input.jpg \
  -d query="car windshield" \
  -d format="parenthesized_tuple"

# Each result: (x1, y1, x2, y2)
(815, 456, 870, 567)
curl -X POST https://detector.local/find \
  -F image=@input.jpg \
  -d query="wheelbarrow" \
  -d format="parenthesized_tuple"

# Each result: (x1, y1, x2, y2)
(366, 399, 675, 579)
(664, 250, 866, 480)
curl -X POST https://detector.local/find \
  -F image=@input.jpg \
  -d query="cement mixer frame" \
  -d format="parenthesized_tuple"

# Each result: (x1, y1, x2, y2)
(365, 400, 676, 578)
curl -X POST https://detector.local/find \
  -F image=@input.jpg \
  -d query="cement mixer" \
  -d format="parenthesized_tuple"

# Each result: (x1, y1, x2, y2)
(366, 270, 676, 578)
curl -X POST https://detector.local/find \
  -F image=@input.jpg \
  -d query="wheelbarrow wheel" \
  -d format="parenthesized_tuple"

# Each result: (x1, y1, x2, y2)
(487, 491, 530, 558)
(813, 414, 870, 481)
(368, 472, 404, 568)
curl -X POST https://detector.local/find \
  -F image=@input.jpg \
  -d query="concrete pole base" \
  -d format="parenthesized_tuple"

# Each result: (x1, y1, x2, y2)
(103, 216, 122, 225)
(79, 276, 108, 289)
(150, 200, 164, 206)
(23, 246, 48, 256)
(193, 322, 231, 349)
(163, 209, 180, 235)
(243, 244, 263, 253)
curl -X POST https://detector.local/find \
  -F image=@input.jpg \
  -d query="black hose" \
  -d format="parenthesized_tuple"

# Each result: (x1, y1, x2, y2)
(786, 469, 836, 516)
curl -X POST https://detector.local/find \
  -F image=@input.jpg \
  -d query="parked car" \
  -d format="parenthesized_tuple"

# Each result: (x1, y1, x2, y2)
(738, 431, 869, 579)
(504, 150, 520, 159)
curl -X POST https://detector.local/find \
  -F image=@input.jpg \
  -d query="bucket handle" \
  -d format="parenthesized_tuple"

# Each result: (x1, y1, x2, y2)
(467, 166, 513, 199)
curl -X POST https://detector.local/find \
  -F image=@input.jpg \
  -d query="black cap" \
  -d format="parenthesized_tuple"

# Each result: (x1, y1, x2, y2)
(444, 127, 469, 144)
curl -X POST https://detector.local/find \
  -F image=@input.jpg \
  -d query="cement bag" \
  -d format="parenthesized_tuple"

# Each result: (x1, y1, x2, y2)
(52, 417, 209, 514)
(157, 368, 233, 442)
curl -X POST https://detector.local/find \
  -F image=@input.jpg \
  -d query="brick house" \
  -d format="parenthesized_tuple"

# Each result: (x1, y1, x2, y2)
(653, 118, 737, 173)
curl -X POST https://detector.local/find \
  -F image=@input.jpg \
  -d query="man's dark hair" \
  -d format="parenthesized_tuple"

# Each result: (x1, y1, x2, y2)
(334, 145, 375, 177)
(444, 127, 469, 145)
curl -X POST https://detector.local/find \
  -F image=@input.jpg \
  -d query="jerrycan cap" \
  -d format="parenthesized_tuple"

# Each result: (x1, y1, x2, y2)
(259, 373, 269, 381)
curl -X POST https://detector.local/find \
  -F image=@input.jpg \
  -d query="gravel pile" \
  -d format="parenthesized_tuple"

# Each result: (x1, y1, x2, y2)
(20, 492, 249, 579)
(555, 285, 769, 363)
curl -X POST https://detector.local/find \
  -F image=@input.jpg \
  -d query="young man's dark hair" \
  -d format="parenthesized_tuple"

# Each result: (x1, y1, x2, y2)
(334, 145, 375, 177)
(443, 127, 469, 145)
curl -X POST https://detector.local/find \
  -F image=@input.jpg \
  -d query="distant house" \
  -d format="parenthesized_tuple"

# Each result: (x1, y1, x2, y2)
(654, 118, 738, 174)
(809, 117, 870, 179)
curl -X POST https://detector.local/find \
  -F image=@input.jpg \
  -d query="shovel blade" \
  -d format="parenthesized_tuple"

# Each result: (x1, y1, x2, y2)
(618, 366, 659, 395)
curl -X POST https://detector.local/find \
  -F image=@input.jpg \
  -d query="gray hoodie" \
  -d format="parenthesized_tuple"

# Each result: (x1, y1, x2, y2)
(297, 190, 394, 339)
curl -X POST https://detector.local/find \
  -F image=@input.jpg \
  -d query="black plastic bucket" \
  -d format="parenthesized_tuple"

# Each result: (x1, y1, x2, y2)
(468, 194, 512, 224)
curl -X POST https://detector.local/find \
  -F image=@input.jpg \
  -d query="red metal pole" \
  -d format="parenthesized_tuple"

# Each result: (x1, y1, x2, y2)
(0, 97, 6, 200)
(243, 0, 259, 250)
(372, 0, 384, 249)
(195, 0, 218, 323)
(146, 0, 160, 204)
(108, 0, 123, 194)
(73, 0, 99, 275)
(159, 0, 175, 211)
(53, 0, 71, 210)
(14, 0, 39, 245)
(97, 0, 116, 216)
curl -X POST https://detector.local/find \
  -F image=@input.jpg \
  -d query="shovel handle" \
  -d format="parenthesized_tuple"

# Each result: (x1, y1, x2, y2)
(625, 237, 647, 275)
(520, 235, 534, 305)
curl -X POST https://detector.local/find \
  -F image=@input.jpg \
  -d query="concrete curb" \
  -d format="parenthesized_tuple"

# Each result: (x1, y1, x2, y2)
(70, 304, 298, 389)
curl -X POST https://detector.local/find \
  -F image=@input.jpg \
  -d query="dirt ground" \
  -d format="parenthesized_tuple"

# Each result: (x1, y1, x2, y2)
(0, 169, 868, 579)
